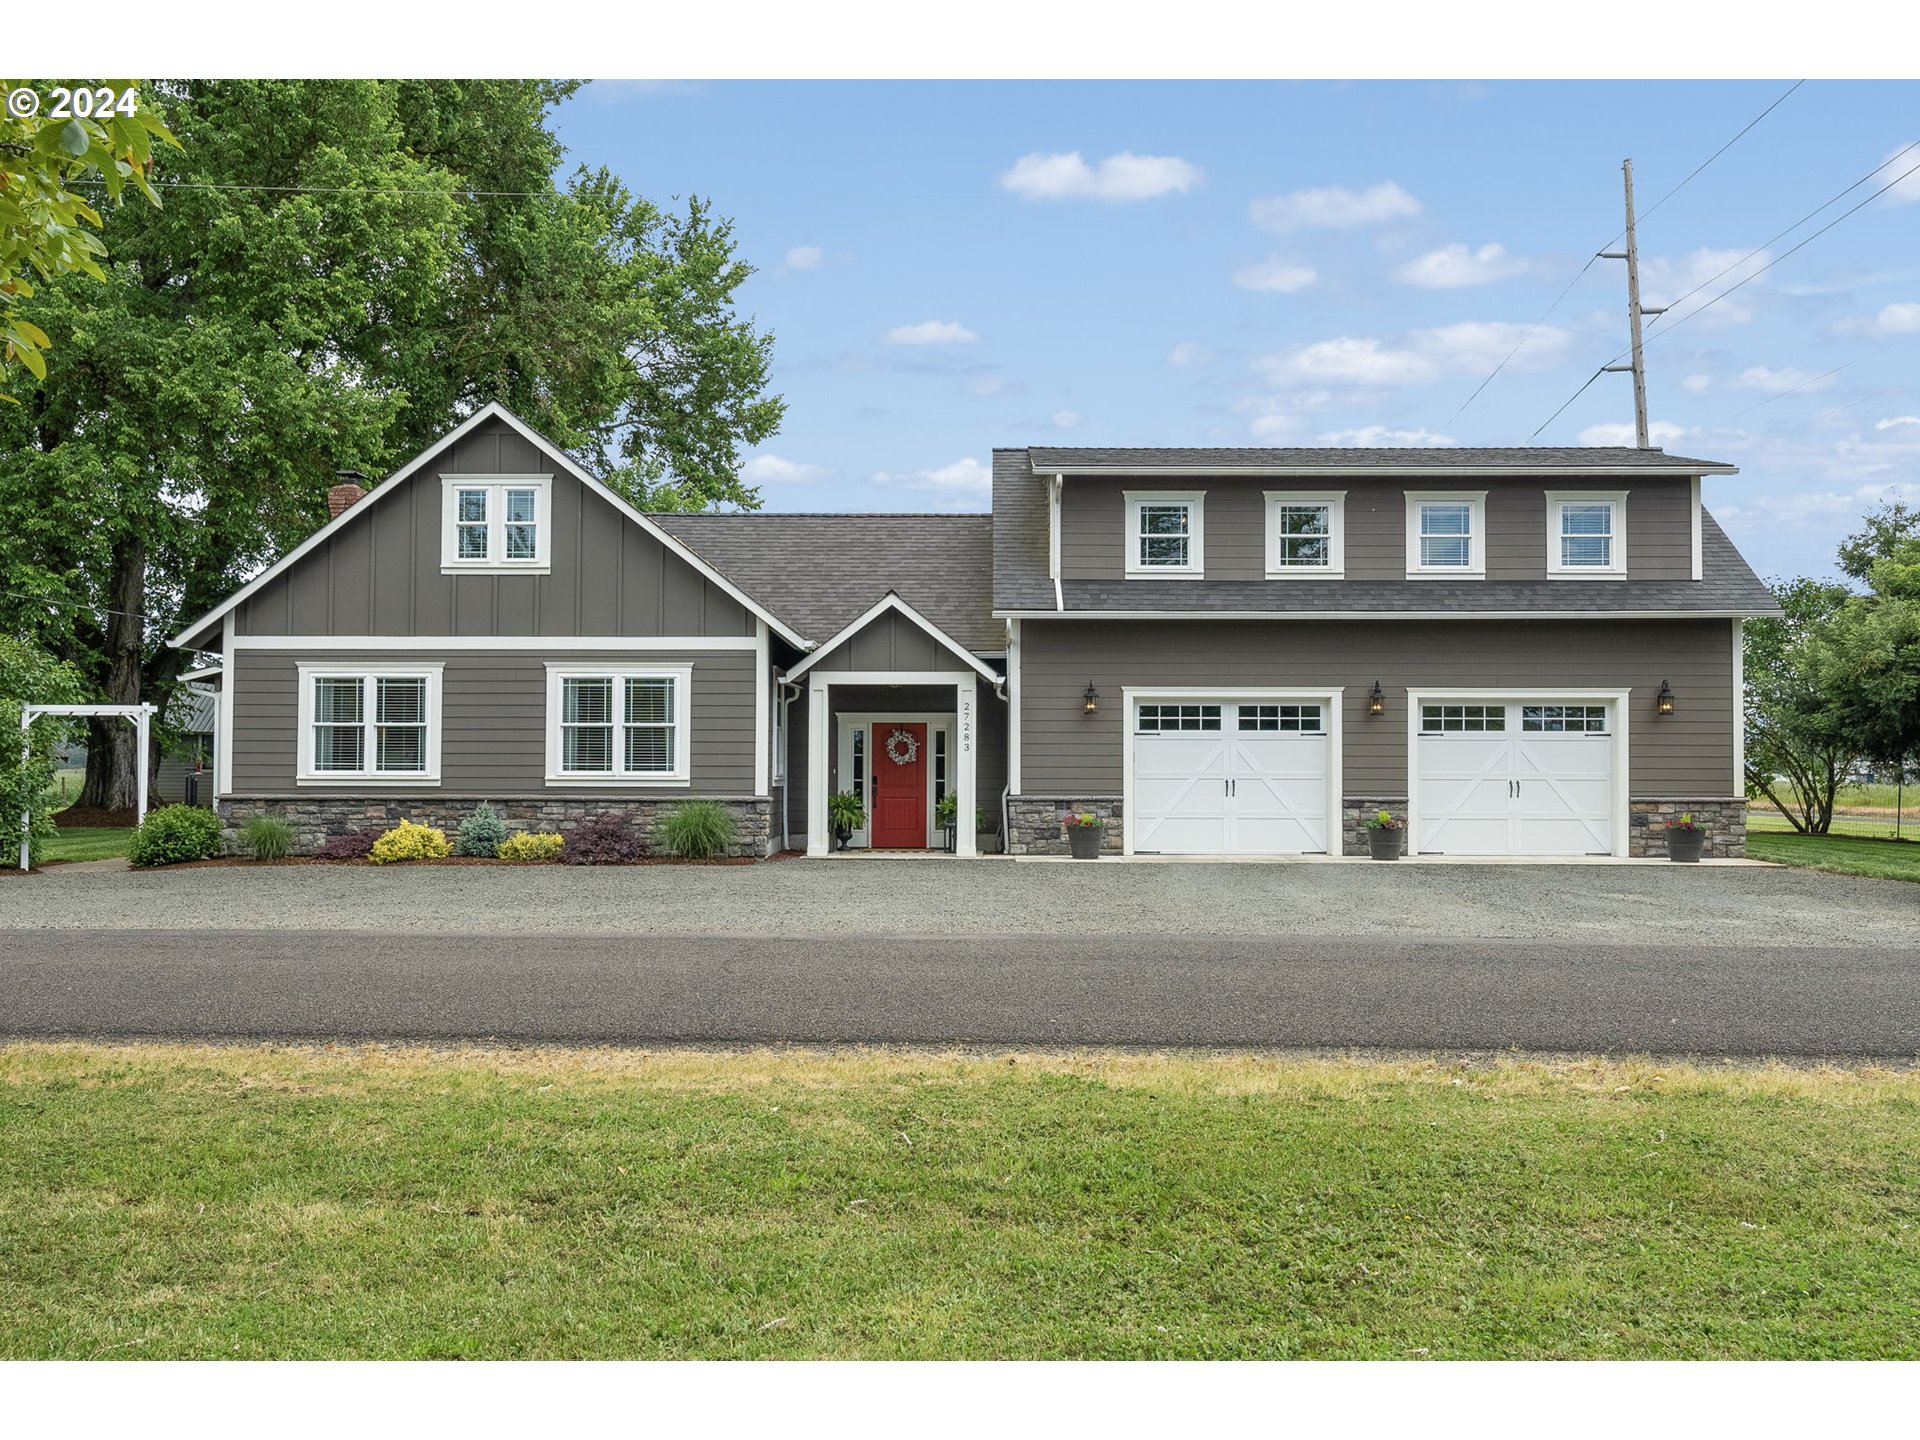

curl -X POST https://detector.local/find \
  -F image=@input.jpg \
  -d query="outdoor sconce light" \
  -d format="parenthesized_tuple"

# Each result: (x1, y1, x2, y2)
(1655, 679, 1676, 716)
(1083, 681, 1100, 715)
(1367, 681, 1386, 717)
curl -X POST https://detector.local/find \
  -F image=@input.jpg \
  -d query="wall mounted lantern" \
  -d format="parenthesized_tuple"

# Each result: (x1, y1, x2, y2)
(1367, 681, 1386, 717)
(1083, 681, 1100, 715)
(1655, 679, 1676, 716)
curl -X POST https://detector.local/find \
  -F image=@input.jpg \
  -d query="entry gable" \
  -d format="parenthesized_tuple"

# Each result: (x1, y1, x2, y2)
(784, 592, 999, 683)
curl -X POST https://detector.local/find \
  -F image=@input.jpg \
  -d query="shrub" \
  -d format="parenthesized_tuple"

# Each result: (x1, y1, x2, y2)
(369, 820, 452, 865)
(2, 636, 82, 868)
(455, 802, 510, 857)
(311, 830, 377, 861)
(129, 804, 225, 867)
(658, 801, 738, 859)
(563, 814, 650, 865)
(240, 814, 295, 860)
(496, 830, 564, 863)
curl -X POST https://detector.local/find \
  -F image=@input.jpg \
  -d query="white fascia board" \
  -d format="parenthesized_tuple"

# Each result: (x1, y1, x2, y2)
(783, 591, 999, 683)
(990, 608, 1776, 621)
(170, 401, 812, 653)
(226, 634, 761, 651)
(1032, 462, 1740, 478)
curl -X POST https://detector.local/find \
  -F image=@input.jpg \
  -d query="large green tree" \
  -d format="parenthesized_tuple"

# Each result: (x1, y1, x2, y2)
(0, 80, 782, 810)
(1820, 503, 1920, 772)
(1744, 577, 1862, 833)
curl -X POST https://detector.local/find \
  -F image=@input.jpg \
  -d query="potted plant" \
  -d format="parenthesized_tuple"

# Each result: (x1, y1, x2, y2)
(828, 790, 865, 852)
(1664, 812, 1707, 863)
(935, 793, 959, 851)
(1364, 809, 1404, 861)
(1063, 811, 1105, 860)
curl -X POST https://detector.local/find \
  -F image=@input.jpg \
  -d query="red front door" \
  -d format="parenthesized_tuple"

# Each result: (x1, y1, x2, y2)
(869, 723, 928, 848)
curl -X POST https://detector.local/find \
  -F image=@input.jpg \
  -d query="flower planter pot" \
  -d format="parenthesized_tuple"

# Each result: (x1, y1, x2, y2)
(1065, 825, 1104, 860)
(1368, 827, 1404, 861)
(833, 825, 853, 852)
(1666, 827, 1706, 863)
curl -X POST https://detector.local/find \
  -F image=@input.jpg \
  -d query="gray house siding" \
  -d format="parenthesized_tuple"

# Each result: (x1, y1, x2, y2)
(1060, 476, 1695, 585)
(807, 607, 956, 672)
(231, 647, 757, 795)
(1017, 616, 1735, 797)
(235, 422, 755, 641)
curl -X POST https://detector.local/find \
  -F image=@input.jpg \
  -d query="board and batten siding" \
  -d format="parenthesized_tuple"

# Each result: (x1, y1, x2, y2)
(1060, 476, 1695, 584)
(805, 608, 956, 673)
(231, 648, 758, 794)
(235, 422, 755, 640)
(1018, 617, 1735, 797)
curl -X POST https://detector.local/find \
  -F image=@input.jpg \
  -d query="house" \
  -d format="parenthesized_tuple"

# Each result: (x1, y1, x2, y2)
(155, 670, 219, 806)
(170, 403, 1776, 860)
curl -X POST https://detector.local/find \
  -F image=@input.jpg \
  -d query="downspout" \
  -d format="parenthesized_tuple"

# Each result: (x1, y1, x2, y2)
(1048, 473, 1064, 612)
(779, 679, 802, 854)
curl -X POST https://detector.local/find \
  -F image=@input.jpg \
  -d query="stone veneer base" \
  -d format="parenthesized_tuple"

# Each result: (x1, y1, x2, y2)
(1006, 795, 1123, 856)
(217, 794, 775, 859)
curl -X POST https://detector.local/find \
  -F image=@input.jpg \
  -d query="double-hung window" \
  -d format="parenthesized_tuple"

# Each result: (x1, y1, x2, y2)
(1264, 491, 1345, 578)
(1545, 491, 1628, 577)
(297, 665, 443, 783)
(1405, 492, 1486, 578)
(545, 665, 692, 785)
(1124, 491, 1205, 577)
(440, 475, 552, 573)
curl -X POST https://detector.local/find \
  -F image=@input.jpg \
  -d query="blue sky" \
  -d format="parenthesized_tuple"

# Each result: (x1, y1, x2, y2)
(558, 80, 1920, 581)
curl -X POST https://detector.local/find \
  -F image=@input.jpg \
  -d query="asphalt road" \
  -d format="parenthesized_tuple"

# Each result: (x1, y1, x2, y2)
(6, 927, 1918, 1057)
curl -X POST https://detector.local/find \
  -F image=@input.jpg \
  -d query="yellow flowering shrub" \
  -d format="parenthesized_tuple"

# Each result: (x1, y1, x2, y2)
(368, 819, 452, 864)
(496, 830, 564, 863)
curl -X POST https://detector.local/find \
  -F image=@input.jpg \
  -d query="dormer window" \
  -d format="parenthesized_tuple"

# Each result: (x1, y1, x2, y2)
(1546, 491, 1628, 577)
(1405, 491, 1486, 579)
(440, 475, 552, 573)
(1125, 491, 1205, 578)
(1264, 491, 1345, 579)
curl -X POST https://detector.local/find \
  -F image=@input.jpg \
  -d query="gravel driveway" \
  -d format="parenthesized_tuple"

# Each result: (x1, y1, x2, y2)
(3, 857, 1912, 947)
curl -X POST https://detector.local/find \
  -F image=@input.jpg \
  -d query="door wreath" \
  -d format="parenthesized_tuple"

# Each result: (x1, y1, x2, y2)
(883, 728, 920, 766)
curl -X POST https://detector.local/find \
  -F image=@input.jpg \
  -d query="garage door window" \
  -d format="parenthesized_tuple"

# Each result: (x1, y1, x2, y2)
(1238, 704, 1322, 732)
(1421, 704, 1505, 733)
(1137, 703, 1221, 732)
(1522, 704, 1608, 733)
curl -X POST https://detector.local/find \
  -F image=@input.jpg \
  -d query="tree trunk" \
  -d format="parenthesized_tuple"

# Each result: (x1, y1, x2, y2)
(76, 535, 148, 813)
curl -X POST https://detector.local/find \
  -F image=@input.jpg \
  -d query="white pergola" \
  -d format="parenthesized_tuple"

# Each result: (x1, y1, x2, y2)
(16, 703, 157, 872)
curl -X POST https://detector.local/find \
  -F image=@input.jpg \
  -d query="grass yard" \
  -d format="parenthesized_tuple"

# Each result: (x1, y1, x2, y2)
(3, 1045, 1918, 1360)
(1746, 831, 1920, 883)
(36, 826, 136, 864)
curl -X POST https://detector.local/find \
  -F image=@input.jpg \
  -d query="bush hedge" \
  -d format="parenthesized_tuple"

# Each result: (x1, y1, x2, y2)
(454, 802, 510, 857)
(496, 830, 564, 862)
(658, 801, 738, 859)
(129, 804, 225, 867)
(369, 820, 451, 864)
(562, 814, 650, 865)
(311, 830, 377, 861)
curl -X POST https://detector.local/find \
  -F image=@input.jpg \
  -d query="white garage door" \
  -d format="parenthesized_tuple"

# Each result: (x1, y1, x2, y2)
(1132, 701, 1330, 854)
(1414, 702, 1615, 856)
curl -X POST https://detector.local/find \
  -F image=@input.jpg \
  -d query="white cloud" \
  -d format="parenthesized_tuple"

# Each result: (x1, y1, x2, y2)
(782, 245, 825, 271)
(1051, 410, 1082, 430)
(1395, 242, 1529, 289)
(1641, 247, 1771, 327)
(1576, 420, 1690, 447)
(740, 453, 829, 485)
(1167, 341, 1213, 368)
(966, 374, 1005, 397)
(1837, 300, 1920, 337)
(998, 150, 1203, 202)
(870, 457, 992, 511)
(1258, 321, 1570, 387)
(1316, 426, 1456, 447)
(884, 320, 979, 346)
(1875, 415, 1920, 430)
(1876, 142, 1920, 206)
(1682, 373, 1714, 394)
(1734, 366, 1839, 394)
(1231, 256, 1317, 293)
(1248, 180, 1421, 233)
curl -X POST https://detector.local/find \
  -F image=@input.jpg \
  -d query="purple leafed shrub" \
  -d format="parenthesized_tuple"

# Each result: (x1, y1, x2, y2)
(563, 814, 651, 865)
(310, 830, 378, 860)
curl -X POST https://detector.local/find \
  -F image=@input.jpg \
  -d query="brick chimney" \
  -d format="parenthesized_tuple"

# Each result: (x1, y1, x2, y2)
(328, 469, 369, 521)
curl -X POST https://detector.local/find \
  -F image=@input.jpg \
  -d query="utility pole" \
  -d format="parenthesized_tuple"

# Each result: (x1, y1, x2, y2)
(1599, 158, 1666, 448)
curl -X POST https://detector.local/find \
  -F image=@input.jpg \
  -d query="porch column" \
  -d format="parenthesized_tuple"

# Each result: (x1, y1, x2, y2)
(134, 706, 151, 825)
(954, 678, 977, 858)
(807, 674, 830, 857)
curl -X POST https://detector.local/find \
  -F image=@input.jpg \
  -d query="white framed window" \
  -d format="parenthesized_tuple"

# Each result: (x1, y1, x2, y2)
(544, 664, 691, 785)
(1405, 491, 1486, 578)
(1135, 703, 1222, 732)
(440, 475, 552, 573)
(1420, 703, 1506, 733)
(1124, 491, 1205, 578)
(1237, 703, 1323, 732)
(1545, 491, 1628, 577)
(296, 664, 443, 784)
(1263, 491, 1345, 579)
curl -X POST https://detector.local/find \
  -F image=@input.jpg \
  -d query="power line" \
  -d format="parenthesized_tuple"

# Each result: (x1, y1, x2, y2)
(1530, 367, 1608, 439)
(1724, 361, 1853, 420)
(0, 587, 149, 623)
(1449, 79, 1805, 423)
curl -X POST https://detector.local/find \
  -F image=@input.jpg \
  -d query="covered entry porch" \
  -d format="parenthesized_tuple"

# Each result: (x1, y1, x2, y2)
(803, 675, 982, 856)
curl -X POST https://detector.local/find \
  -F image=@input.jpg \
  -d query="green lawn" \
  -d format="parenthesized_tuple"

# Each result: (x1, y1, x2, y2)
(37, 826, 136, 864)
(1746, 830, 1920, 883)
(3, 1045, 1918, 1359)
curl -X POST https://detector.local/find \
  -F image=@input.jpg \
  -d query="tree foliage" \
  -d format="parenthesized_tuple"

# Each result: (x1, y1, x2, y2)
(1743, 578, 1860, 834)
(0, 634, 83, 866)
(1818, 504, 1920, 770)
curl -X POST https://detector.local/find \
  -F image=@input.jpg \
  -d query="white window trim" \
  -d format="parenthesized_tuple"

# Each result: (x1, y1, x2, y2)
(440, 474, 554, 574)
(1263, 490, 1346, 580)
(543, 663, 693, 786)
(295, 663, 443, 785)
(1404, 491, 1487, 579)
(1545, 490, 1629, 579)
(1124, 490, 1206, 579)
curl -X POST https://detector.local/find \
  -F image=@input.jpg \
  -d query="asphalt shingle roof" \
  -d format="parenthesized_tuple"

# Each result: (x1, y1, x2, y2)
(651, 512, 1000, 652)
(1025, 445, 1738, 472)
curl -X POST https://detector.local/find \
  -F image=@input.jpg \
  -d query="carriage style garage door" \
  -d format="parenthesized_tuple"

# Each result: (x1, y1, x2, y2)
(1131, 699, 1332, 854)
(1411, 699, 1620, 856)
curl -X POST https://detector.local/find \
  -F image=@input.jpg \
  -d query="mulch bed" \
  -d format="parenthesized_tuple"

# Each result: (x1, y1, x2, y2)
(157, 854, 768, 870)
(53, 806, 138, 829)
